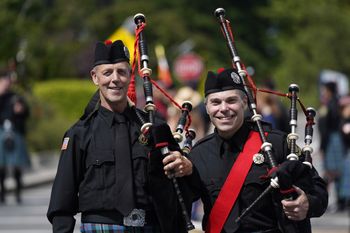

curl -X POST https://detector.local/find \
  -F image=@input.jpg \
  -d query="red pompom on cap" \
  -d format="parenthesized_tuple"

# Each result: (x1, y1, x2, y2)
(217, 67, 225, 74)
(104, 40, 113, 45)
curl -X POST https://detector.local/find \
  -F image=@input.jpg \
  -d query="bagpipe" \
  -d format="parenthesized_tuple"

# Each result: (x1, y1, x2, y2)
(213, 7, 317, 230)
(129, 13, 196, 231)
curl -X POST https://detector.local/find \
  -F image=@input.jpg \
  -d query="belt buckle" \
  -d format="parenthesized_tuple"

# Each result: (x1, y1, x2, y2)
(123, 209, 146, 227)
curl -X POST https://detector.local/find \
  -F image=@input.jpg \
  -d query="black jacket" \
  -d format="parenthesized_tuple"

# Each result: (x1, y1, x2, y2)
(47, 102, 190, 233)
(0, 91, 30, 135)
(188, 120, 328, 233)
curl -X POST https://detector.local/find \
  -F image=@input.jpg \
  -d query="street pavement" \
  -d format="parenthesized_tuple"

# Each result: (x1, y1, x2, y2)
(0, 183, 80, 233)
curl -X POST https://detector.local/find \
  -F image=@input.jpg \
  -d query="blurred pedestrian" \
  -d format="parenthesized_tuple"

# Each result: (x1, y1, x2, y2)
(0, 68, 30, 204)
(153, 80, 172, 121)
(167, 86, 207, 141)
(256, 78, 289, 133)
(338, 95, 350, 210)
(47, 40, 193, 233)
(318, 81, 345, 211)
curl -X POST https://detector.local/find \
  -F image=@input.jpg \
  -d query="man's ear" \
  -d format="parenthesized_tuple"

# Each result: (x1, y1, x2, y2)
(243, 95, 248, 107)
(205, 102, 209, 115)
(91, 69, 98, 86)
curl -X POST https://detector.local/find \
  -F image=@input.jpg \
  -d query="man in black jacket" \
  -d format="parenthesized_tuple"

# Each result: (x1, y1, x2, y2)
(188, 68, 328, 233)
(47, 40, 193, 233)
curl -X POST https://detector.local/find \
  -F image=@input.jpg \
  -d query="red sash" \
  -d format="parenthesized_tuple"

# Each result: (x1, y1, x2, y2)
(206, 131, 262, 233)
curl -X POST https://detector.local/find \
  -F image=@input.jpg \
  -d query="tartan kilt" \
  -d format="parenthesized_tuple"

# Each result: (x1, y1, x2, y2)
(80, 223, 162, 233)
(0, 128, 30, 168)
(324, 132, 344, 172)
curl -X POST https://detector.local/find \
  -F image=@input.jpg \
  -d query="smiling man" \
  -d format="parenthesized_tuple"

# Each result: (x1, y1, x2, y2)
(188, 68, 328, 233)
(47, 40, 193, 233)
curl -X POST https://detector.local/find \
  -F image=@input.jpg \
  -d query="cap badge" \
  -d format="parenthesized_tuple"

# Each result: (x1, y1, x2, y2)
(124, 46, 130, 60)
(230, 72, 241, 84)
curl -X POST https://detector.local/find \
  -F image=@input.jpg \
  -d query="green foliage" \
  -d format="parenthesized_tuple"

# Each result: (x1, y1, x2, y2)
(260, 0, 350, 106)
(32, 79, 96, 121)
(26, 115, 70, 153)
(27, 79, 96, 151)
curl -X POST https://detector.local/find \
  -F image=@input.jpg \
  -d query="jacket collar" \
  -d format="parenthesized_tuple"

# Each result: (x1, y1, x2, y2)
(215, 121, 250, 156)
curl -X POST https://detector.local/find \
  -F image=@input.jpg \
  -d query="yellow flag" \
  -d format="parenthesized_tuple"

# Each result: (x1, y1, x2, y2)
(155, 44, 173, 88)
(108, 16, 135, 62)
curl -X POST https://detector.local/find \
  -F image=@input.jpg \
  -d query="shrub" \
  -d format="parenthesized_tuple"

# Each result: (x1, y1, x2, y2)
(27, 79, 96, 152)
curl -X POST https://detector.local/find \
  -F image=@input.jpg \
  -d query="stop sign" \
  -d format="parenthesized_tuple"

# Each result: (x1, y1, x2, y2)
(173, 53, 204, 82)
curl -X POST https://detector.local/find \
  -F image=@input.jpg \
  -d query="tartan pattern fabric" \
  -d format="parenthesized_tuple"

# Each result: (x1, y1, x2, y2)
(340, 149, 350, 199)
(324, 132, 344, 171)
(325, 132, 350, 200)
(80, 223, 161, 233)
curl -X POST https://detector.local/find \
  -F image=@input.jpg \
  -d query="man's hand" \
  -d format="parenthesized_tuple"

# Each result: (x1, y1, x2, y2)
(282, 186, 309, 221)
(162, 151, 193, 178)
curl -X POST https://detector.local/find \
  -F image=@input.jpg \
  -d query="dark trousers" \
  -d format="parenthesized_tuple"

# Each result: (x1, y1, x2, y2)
(0, 166, 22, 203)
(0, 167, 5, 202)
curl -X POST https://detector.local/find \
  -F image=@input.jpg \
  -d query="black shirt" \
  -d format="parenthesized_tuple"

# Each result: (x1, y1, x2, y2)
(95, 106, 149, 208)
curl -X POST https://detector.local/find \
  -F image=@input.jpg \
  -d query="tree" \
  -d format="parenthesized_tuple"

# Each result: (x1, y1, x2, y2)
(262, 0, 350, 105)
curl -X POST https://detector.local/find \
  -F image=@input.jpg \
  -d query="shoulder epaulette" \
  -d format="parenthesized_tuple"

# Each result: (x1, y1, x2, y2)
(79, 90, 100, 122)
(246, 119, 273, 132)
(81, 107, 98, 127)
(192, 133, 215, 149)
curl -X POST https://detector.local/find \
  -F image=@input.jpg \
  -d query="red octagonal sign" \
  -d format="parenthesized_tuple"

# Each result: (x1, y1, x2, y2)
(173, 53, 204, 82)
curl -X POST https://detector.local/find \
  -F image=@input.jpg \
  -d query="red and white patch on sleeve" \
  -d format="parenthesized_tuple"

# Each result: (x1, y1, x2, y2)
(61, 137, 70, 150)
